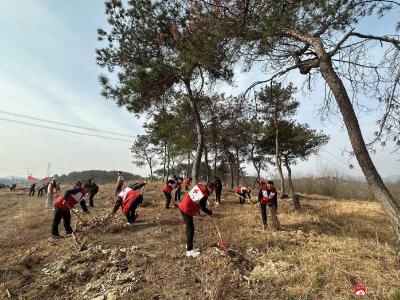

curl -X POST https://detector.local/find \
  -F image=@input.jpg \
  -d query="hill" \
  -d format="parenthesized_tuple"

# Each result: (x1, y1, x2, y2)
(54, 170, 142, 184)
(0, 183, 399, 299)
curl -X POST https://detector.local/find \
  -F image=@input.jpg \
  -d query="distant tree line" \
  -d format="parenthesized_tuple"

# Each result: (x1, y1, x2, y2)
(54, 170, 142, 184)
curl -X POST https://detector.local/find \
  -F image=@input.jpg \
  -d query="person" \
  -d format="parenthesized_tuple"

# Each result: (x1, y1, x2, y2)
(51, 182, 91, 240)
(179, 182, 214, 257)
(257, 180, 282, 231)
(236, 186, 251, 204)
(46, 179, 57, 208)
(109, 182, 146, 226)
(56, 183, 61, 193)
(88, 179, 99, 208)
(183, 177, 191, 191)
(37, 183, 47, 197)
(74, 181, 82, 188)
(174, 176, 183, 203)
(162, 178, 177, 209)
(115, 171, 124, 196)
(10, 183, 17, 191)
(214, 176, 222, 205)
(29, 183, 36, 196)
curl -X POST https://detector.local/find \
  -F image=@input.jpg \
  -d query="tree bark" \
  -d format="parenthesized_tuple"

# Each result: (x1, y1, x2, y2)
(283, 28, 400, 261)
(204, 145, 211, 182)
(162, 142, 167, 181)
(275, 123, 285, 196)
(166, 144, 171, 179)
(187, 97, 204, 184)
(235, 148, 240, 187)
(148, 157, 154, 182)
(284, 157, 301, 210)
(213, 146, 217, 177)
(186, 152, 190, 179)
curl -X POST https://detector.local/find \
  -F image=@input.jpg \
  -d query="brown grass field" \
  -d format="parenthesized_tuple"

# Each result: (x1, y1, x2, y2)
(0, 182, 399, 300)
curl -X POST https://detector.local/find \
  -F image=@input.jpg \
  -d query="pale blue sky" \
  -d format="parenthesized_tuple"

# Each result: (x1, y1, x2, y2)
(0, 1, 399, 179)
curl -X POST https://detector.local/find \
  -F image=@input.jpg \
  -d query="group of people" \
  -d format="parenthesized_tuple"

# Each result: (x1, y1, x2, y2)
(50, 171, 282, 258)
(162, 175, 223, 209)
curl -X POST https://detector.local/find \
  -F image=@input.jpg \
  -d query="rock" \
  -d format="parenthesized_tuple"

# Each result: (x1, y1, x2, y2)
(131, 245, 139, 251)
(111, 249, 118, 257)
(120, 248, 127, 253)
(92, 295, 105, 300)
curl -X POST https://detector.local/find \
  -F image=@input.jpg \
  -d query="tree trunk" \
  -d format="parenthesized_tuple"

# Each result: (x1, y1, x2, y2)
(166, 145, 171, 179)
(284, 29, 400, 261)
(188, 97, 204, 184)
(284, 158, 301, 210)
(227, 158, 235, 189)
(204, 145, 211, 182)
(148, 158, 154, 182)
(214, 146, 217, 177)
(186, 152, 190, 179)
(275, 124, 285, 196)
(162, 142, 167, 181)
(235, 148, 240, 187)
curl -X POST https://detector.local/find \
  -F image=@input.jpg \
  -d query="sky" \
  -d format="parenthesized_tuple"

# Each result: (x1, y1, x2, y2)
(0, 1, 399, 180)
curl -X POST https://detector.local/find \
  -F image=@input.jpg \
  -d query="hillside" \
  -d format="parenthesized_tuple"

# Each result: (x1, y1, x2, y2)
(0, 183, 399, 299)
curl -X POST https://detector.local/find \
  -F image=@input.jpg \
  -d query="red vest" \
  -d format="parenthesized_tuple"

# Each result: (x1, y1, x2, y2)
(179, 184, 207, 216)
(260, 187, 276, 204)
(54, 188, 86, 211)
(236, 187, 248, 194)
(119, 188, 141, 213)
(162, 183, 176, 193)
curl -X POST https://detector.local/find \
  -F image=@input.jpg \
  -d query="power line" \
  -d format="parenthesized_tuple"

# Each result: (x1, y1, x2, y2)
(0, 117, 132, 143)
(321, 149, 364, 173)
(0, 110, 133, 138)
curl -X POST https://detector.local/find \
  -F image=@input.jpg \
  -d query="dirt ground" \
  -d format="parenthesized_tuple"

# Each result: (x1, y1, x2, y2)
(0, 182, 399, 300)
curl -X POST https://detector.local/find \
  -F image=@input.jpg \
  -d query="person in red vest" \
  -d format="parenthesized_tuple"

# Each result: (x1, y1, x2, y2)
(258, 180, 282, 231)
(179, 182, 215, 258)
(236, 186, 251, 204)
(115, 171, 124, 196)
(162, 179, 177, 209)
(109, 182, 146, 226)
(174, 176, 183, 203)
(46, 179, 57, 208)
(182, 177, 191, 191)
(51, 182, 91, 240)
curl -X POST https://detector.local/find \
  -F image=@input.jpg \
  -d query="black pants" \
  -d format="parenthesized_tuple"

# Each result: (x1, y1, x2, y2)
(259, 201, 278, 225)
(38, 189, 43, 197)
(238, 193, 247, 204)
(51, 206, 72, 236)
(89, 192, 97, 207)
(174, 188, 181, 203)
(215, 189, 222, 204)
(29, 190, 35, 196)
(115, 185, 123, 196)
(164, 192, 172, 208)
(181, 210, 194, 251)
(125, 196, 143, 223)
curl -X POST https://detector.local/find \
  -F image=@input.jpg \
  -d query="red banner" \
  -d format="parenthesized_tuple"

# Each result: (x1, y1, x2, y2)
(28, 176, 50, 182)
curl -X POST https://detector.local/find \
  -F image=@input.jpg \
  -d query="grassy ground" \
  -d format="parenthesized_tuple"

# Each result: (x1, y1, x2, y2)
(0, 182, 399, 299)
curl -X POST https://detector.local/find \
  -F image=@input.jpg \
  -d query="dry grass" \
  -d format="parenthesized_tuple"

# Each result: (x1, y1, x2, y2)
(0, 182, 399, 299)
(291, 176, 400, 202)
